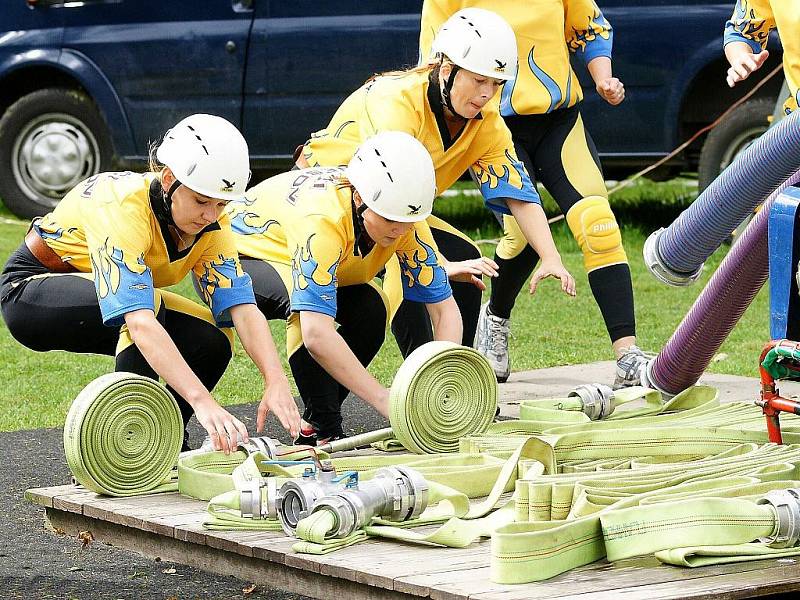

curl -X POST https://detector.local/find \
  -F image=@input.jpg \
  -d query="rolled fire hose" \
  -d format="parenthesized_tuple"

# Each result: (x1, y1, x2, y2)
(319, 340, 498, 454)
(64, 372, 183, 496)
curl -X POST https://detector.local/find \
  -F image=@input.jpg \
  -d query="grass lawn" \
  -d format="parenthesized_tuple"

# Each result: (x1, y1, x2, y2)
(0, 178, 770, 431)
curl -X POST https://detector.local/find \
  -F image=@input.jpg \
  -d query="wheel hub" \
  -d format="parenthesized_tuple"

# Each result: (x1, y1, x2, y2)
(12, 113, 100, 207)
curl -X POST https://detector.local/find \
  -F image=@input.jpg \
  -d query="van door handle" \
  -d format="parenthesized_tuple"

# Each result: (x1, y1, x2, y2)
(225, 41, 237, 54)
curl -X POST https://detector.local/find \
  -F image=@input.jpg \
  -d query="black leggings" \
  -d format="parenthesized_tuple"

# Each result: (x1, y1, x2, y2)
(490, 104, 636, 342)
(391, 222, 481, 358)
(1, 243, 232, 448)
(239, 258, 387, 438)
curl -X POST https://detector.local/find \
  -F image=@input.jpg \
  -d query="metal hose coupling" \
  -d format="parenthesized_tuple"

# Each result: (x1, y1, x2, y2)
(756, 488, 800, 548)
(308, 466, 429, 538)
(240, 476, 280, 521)
(569, 384, 614, 420)
(184, 434, 280, 459)
(643, 228, 703, 287)
(276, 461, 357, 536)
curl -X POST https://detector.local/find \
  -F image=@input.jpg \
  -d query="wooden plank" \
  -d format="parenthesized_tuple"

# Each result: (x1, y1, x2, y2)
(140, 509, 208, 537)
(204, 530, 281, 557)
(174, 521, 209, 545)
(548, 560, 800, 600)
(52, 490, 99, 514)
(45, 507, 412, 600)
(24, 484, 80, 507)
(249, 532, 302, 564)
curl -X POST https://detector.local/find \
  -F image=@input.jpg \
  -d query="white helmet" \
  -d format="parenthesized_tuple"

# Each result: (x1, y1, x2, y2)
(345, 131, 436, 223)
(431, 8, 518, 81)
(156, 113, 251, 202)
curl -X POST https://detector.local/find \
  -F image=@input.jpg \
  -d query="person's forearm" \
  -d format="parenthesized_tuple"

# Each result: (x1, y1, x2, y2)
(587, 56, 613, 84)
(302, 315, 387, 410)
(427, 296, 462, 343)
(231, 304, 288, 384)
(125, 310, 212, 407)
(506, 199, 561, 262)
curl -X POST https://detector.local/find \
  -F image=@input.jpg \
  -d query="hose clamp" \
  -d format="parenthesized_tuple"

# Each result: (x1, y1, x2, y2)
(312, 494, 358, 538)
(643, 228, 703, 287)
(240, 479, 264, 520)
(569, 384, 614, 420)
(756, 488, 800, 548)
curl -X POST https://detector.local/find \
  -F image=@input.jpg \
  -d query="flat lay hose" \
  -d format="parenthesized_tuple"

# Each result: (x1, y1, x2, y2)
(64, 372, 183, 496)
(388, 341, 497, 454)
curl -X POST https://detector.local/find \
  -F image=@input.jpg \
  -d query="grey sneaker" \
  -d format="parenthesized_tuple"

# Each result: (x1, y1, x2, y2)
(613, 345, 655, 389)
(475, 302, 511, 382)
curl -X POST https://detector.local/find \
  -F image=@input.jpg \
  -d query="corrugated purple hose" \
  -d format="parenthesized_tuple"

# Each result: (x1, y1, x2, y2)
(658, 110, 800, 275)
(650, 172, 800, 395)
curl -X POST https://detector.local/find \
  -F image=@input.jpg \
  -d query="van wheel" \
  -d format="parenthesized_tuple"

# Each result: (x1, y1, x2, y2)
(0, 88, 112, 219)
(697, 98, 773, 192)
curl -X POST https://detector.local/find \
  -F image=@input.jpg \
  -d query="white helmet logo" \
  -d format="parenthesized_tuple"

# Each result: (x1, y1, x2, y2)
(221, 178, 236, 193)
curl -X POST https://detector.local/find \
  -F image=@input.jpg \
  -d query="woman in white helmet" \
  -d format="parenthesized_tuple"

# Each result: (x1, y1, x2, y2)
(421, 1, 642, 388)
(296, 7, 575, 374)
(0, 114, 301, 452)
(227, 131, 462, 445)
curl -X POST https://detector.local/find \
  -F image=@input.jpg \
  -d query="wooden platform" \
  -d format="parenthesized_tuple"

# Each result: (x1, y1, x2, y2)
(26, 482, 800, 600)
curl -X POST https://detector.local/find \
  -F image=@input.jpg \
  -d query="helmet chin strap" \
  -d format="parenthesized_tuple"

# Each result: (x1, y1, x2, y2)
(440, 61, 472, 120)
(161, 179, 182, 228)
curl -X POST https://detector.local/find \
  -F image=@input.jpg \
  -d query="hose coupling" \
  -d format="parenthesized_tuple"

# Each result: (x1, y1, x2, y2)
(643, 228, 703, 287)
(757, 488, 800, 548)
(569, 383, 614, 420)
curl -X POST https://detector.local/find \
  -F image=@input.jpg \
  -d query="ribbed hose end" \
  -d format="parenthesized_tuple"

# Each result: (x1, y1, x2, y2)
(643, 228, 704, 287)
(640, 359, 675, 403)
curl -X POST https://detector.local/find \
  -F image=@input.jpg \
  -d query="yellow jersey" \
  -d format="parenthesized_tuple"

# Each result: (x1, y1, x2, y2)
(302, 68, 540, 214)
(34, 171, 254, 327)
(227, 168, 452, 317)
(419, 0, 613, 116)
(725, 0, 799, 114)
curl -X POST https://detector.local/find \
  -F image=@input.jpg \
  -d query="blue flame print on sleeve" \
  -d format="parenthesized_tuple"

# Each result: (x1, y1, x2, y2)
(290, 235, 340, 318)
(568, 10, 613, 64)
(474, 150, 541, 214)
(90, 238, 154, 327)
(33, 221, 78, 241)
(398, 232, 452, 304)
(229, 210, 278, 236)
(198, 254, 256, 327)
(724, 0, 769, 54)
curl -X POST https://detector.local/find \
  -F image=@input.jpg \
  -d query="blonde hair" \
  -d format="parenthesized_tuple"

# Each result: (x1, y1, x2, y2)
(364, 56, 448, 86)
(147, 140, 165, 180)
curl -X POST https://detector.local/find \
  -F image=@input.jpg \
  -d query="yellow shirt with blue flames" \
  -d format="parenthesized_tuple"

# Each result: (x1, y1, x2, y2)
(227, 168, 452, 317)
(419, 0, 613, 116)
(33, 171, 254, 327)
(725, 0, 799, 114)
(301, 69, 540, 213)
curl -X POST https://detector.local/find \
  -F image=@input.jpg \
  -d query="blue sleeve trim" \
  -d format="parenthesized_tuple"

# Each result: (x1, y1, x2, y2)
(479, 160, 541, 214)
(290, 301, 338, 319)
(210, 274, 257, 327)
(582, 41, 612, 64)
(93, 245, 156, 327)
(102, 301, 156, 328)
(403, 279, 453, 304)
(724, 27, 764, 53)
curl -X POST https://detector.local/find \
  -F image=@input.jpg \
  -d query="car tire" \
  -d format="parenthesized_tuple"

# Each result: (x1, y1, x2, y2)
(697, 97, 773, 192)
(0, 88, 113, 219)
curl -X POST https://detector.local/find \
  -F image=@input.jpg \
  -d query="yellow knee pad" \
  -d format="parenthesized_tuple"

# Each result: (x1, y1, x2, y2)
(565, 196, 627, 272)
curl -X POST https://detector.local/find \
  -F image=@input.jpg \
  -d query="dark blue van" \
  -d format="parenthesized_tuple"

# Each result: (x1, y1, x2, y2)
(0, 0, 784, 218)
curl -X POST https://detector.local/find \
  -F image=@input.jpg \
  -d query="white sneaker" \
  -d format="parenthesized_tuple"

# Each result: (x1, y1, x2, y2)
(613, 345, 655, 389)
(475, 302, 511, 382)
